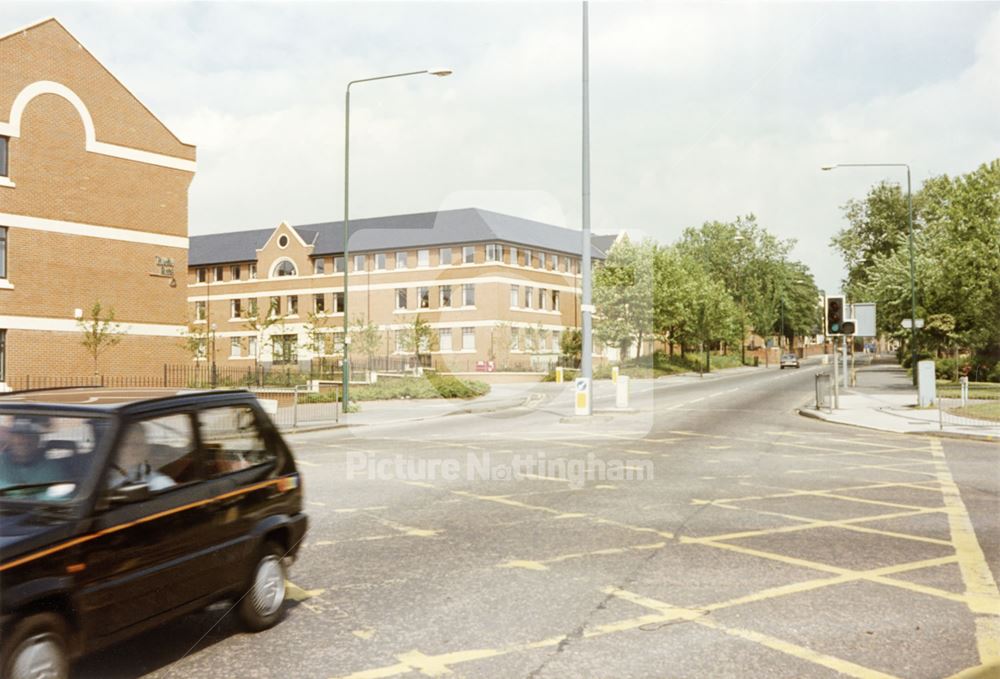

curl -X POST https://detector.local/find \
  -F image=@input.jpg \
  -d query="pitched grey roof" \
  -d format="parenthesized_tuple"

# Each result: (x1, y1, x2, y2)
(591, 234, 619, 258)
(189, 208, 614, 267)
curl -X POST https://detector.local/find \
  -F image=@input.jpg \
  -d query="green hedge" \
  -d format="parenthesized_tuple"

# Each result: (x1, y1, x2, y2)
(300, 374, 489, 403)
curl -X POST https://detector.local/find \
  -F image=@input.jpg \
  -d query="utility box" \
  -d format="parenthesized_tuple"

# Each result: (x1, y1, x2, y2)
(918, 360, 936, 407)
(815, 372, 832, 411)
(616, 376, 630, 409)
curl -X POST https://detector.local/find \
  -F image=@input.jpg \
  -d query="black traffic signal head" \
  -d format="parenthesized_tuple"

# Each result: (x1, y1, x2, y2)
(842, 320, 856, 335)
(826, 296, 845, 334)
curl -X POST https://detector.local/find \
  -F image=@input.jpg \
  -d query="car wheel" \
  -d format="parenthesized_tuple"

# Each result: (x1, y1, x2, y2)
(238, 541, 288, 631)
(1, 613, 70, 679)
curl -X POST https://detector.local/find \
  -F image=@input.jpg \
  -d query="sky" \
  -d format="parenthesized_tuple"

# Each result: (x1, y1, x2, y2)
(5, 1, 999, 292)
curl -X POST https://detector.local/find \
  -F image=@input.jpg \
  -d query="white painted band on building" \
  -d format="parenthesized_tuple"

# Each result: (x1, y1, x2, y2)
(0, 315, 186, 337)
(188, 275, 581, 302)
(0, 81, 197, 173)
(0, 213, 189, 249)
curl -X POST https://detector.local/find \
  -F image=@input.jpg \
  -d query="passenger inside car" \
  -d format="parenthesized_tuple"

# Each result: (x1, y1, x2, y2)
(105, 425, 177, 491)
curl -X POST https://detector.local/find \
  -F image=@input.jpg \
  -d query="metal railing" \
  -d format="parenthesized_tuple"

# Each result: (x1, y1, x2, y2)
(937, 378, 1000, 430)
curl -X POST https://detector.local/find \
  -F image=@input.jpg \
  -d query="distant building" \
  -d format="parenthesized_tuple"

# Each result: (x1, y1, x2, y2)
(0, 18, 196, 387)
(188, 208, 612, 373)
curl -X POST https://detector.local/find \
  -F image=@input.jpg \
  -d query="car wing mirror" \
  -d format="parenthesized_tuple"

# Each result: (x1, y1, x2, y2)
(107, 482, 152, 505)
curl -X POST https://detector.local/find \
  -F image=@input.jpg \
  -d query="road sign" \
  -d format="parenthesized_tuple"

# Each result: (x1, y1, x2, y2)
(848, 303, 877, 337)
(574, 377, 592, 416)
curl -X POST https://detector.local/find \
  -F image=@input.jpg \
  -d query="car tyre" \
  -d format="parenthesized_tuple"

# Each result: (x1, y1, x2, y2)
(1, 612, 70, 679)
(238, 541, 288, 632)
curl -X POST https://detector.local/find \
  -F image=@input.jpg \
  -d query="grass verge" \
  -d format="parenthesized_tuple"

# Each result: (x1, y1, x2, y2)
(300, 373, 490, 403)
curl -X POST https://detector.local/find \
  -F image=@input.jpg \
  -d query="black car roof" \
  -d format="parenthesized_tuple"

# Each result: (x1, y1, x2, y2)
(0, 388, 257, 415)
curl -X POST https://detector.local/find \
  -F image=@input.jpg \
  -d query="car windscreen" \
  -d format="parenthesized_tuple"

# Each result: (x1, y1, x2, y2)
(0, 411, 111, 502)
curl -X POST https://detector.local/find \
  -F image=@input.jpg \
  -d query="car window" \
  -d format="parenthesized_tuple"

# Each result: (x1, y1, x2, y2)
(0, 412, 111, 501)
(198, 405, 274, 477)
(107, 413, 197, 494)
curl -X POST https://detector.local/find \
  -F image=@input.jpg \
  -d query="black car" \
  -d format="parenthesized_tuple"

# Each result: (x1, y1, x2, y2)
(0, 388, 308, 679)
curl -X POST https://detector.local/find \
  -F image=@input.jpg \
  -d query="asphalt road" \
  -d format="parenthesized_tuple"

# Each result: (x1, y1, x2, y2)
(77, 359, 1000, 679)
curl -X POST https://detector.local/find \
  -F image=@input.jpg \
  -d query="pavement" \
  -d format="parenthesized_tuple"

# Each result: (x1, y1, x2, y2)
(799, 358, 1000, 442)
(74, 356, 1000, 679)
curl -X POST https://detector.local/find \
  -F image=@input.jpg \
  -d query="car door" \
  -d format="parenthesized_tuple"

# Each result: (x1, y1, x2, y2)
(194, 402, 282, 593)
(75, 410, 216, 640)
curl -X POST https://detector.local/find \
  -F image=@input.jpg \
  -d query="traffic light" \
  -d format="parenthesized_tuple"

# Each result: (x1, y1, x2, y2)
(826, 295, 845, 335)
(842, 320, 856, 335)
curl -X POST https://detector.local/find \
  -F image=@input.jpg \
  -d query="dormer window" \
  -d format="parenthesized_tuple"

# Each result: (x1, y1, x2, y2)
(273, 260, 297, 277)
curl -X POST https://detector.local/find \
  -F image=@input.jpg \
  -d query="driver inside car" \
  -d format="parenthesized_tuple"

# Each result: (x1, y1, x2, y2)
(105, 424, 176, 492)
(0, 418, 64, 487)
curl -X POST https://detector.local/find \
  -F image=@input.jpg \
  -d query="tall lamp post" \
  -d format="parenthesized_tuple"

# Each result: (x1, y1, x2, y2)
(822, 163, 917, 384)
(342, 67, 452, 409)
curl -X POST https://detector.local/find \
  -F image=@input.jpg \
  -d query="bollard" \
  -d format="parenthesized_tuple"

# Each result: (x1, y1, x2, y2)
(611, 366, 619, 383)
(960, 375, 969, 406)
(574, 377, 592, 416)
(556, 366, 564, 384)
(616, 375, 630, 409)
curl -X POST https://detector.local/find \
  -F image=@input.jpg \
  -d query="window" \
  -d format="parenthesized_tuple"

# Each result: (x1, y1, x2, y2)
(333, 256, 344, 273)
(315, 258, 326, 275)
(395, 288, 408, 310)
(197, 268, 207, 283)
(553, 330, 561, 351)
(552, 289, 560, 311)
(538, 288, 546, 310)
(463, 246, 475, 264)
(486, 243, 503, 262)
(418, 286, 430, 309)
(277, 234, 290, 248)
(538, 253, 546, 270)
(198, 406, 273, 477)
(561, 257, 569, 273)
(231, 265, 241, 281)
(395, 330, 405, 353)
(511, 327, 520, 351)
(418, 249, 430, 267)
(195, 301, 206, 321)
(287, 295, 299, 315)
(248, 337, 258, 358)
(524, 286, 533, 309)
(333, 292, 344, 313)
(396, 251, 408, 269)
(109, 414, 197, 492)
(463, 283, 475, 307)
(510, 285, 519, 307)
(269, 296, 281, 316)
(249, 263, 258, 279)
(509, 246, 518, 266)
(0, 136, 8, 177)
(524, 249, 533, 268)
(439, 247, 452, 266)
(462, 327, 475, 350)
(230, 299, 242, 318)
(0, 329, 5, 382)
(272, 334, 298, 364)
(552, 255, 559, 271)
(375, 253, 386, 270)
(354, 254, 366, 271)
(230, 338, 242, 358)
(274, 260, 296, 277)
(0, 227, 6, 279)
(248, 298, 258, 315)
(314, 294, 326, 313)
(439, 328, 452, 352)
(440, 285, 452, 308)
(214, 266, 224, 282)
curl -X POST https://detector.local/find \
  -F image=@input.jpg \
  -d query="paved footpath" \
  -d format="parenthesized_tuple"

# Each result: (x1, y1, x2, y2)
(76, 360, 999, 679)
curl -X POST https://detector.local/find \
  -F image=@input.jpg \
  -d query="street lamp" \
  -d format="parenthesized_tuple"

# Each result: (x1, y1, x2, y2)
(342, 67, 452, 409)
(822, 162, 917, 384)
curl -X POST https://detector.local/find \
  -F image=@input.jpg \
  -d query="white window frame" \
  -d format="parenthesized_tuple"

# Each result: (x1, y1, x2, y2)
(463, 283, 475, 307)
(462, 327, 475, 351)
(439, 328, 452, 352)
(509, 246, 518, 267)
(230, 338, 241, 358)
(418, 286, 430, 309)
(510, 284, 519, 308)
(375, 253, 387, 270)
(417, 249, 430, 268)
(315, 258, 326, 275)
(395, 288, 407, 310)
(440, 285, 452, 308)
(439, 247, 452, 266)
(396, 251, 408, 269)
(354, 254, 366, 272)
(462, 246, 475, 264)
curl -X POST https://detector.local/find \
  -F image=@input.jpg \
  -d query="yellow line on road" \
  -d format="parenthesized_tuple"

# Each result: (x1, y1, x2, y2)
(929, 439, 1000, 665)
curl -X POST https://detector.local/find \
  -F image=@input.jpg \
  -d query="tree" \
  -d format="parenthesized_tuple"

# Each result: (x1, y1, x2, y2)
(350, 315, 381, 372)
(593, 237, 655, 359)
(560, 327, 582, 367)
(78, 301, 123, 378)
(303, 312, 333, 377)
(491, 322, 514, 366)
(687, 274, 741, 372)
(399, 315, 433, 366)
(241, 304, 283, 366)
(181, 320, 210, 362)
